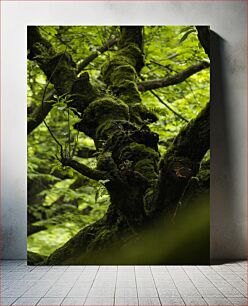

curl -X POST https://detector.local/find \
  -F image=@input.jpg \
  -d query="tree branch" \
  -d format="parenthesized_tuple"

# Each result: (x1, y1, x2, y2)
(28, 26, 76, 95)
(153, 102, 210, 218)
(138, 61, 209, 92)
(77, 147, 96, 158)
(28, 89, 55, 135)
(61, 158, 107, 181)
(150, 90, 189, 122)
(77, 38, 118, 73)
(28, 26, 98, 129)
(196, 26, 210, 58)
(120, 26, 144, 72)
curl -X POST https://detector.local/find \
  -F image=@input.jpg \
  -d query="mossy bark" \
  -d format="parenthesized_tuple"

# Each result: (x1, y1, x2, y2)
(28, 26, 210, 264)
(152, 102, 210, 219)
(46, 26, 161, 264)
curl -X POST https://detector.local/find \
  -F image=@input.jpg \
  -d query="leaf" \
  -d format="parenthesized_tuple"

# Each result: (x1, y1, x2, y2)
(179, 26, 194, 34)
(179, 29, 196, 44)
(57, 106, 66, 111)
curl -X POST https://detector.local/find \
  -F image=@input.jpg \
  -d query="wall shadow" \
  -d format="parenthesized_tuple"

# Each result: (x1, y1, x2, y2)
(210, 31, 243, 263)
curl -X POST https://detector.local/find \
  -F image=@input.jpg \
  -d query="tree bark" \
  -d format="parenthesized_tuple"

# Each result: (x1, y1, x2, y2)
(28, 89, 55, 134)
(152, 102, 210, 218)
(196, 26, 210, 59)
(138, 61, 209, 92)
(28, 26, 210, 264)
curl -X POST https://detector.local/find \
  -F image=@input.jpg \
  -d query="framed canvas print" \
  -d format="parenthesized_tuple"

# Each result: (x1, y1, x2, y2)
(27, 25, 210, 265)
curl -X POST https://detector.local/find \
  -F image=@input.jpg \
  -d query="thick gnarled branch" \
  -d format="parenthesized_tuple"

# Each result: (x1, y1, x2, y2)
(61, 158, 107, 181)
(152, 102, 210, 217)
(28, 26, 98, 114)
(77, 147, 96, 158)
(138, 61, 209, 92)
(28, 89, 55, 134)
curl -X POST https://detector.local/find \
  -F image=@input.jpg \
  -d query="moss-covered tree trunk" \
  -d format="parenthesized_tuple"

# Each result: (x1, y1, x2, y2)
(28, 26, 210, 265)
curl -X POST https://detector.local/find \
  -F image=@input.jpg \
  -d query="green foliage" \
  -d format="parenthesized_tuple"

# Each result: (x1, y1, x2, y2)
(27, 25, 209, 255)
(141, 26, 209, 151)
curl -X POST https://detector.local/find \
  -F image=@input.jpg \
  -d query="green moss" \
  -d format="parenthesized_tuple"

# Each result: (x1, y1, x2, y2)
(197, 167, 210, 187)
(129, 104, 158, 123)
(48, 52, 75, 69)
(134, 159, 158, 181)
(160, 154, 199, 182)
(110, 65, 137, 84)
(96, 120, 116, 142)
(27, 251, 47, 265)
(101, 43, 142, 84)
(120, 142, 159, 164)
(101, 56, 135, 84)
(89, 228, 115, 250)
(32, 42, 53, 62)
(96, 120, 128, 142)
(111, 81, 141, 104)
(143, 187, 156, 216)
(99, 40, 145, 126)
(117, 43, 142, 64)
(83, 96, 129, 132)
(52, 65, 76, 94)
(37, 52, 77, 94)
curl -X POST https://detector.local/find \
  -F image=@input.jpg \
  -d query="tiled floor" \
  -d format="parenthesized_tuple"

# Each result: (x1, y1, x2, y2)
(0, 260, 247, 305)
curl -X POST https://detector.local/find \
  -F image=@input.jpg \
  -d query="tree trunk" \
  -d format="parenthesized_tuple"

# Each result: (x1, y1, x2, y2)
(45, 26, 160, 264)
(27, 26, 210, 265)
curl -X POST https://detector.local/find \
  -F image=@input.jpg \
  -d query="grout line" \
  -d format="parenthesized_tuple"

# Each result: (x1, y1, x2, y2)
(149, 265, 162, 306)
(61, 265, 86, 304)
(134, 266, 139, 305)
(83, 265, 100, 305)
(166, 267, 186, 305)
(210, 267, 247, 297)
(226, 296, 248, 306)
(1, 261, 247, 306)
(113, 265, 118, 306)
(182, 265, 206, 302)
(195, 265, 226, 299)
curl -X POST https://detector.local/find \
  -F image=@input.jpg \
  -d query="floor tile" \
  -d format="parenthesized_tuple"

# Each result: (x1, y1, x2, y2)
(116, 279, 136, 287)
(0, 260, 246, 306)
(67, 285, 91, 297)
(0, 297, 18, 306)
(218, 286, 245, 297)
(12, 297, 41, 305)
(115, 287, 137, 298)
(44, 284, 72, 297)
(84, 297, 114, 305)
(228, 297, 248, 305)
(204, 297, 233, 305)
(160, 297, 185, 305)
(182, 297, 207, 305)
(157, 287, 181, 297)
(197, 287, 224, 297)
(88, 287, 115, 298)
(115, 297, 138, 305)
(22, 284, 54, 297)
(138, 297, 161, 305)
(61, 297, 86, 305)
(136, 278, 155, 287)
(137, 287, 158, 297)
(37, 297, 64, 305)
(118, 266, 134, 272)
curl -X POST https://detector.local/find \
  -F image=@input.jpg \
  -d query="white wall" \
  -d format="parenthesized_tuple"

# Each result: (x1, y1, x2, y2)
(1, 1, 247, 261)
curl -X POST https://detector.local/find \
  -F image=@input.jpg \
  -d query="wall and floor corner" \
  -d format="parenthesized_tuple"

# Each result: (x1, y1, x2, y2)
(1, 1, 247, 261)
